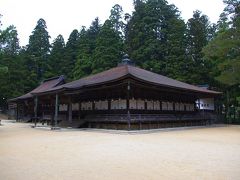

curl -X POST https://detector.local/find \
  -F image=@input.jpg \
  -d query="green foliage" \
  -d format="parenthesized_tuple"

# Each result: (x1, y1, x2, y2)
(109, 4, 125, 37)
(125, 0, 187, 81)
(203, 0, 240, 87)
(27, 18, 51, 57)
(91, 20, 124, 74)
(73, 18, 101, 79)
(185, 10, 215, 84)
(217, 12, 230, 33)
(0, 66, 8, 73)
(0, 25, 20, 55)
(223, 0, 240, 27)
(26, 18, 51, 81)
(0, 20, 25, 108)
(65, 29, 79, 80)
(201, 0, 240, 122)
(73, 8, 124, 79)
(48, 34, 65, 77)
(73, 27, 91, 79)
(0, 55, 25, 109)
(203, 21, 240, 86)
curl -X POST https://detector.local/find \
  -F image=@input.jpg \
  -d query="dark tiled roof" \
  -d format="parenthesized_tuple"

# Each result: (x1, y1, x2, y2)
(9, 76, 65, 102)
(40, 65, 221, 95)
(127, 66, 220, 94)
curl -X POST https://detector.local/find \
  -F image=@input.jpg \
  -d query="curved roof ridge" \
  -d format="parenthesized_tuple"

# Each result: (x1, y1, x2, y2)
(42, 75, 64, 83)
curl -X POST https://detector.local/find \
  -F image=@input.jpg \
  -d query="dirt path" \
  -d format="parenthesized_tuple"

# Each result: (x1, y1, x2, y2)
(0, 122, 240, 180)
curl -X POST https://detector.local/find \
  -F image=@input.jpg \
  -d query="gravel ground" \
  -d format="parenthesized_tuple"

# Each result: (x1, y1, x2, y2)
(0, 122, 239, 180)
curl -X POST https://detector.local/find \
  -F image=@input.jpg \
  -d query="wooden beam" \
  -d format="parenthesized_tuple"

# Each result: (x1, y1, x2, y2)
(63, 82, 127, 96)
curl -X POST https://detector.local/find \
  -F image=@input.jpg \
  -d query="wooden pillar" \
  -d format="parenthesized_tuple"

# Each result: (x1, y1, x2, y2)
(127, 82, 130, 109)
(16, 102, 19, 121)
(34, 96, 38, 127)
(108, 99, 111, 111)
(78, 101, 81, 120)
(54, 94, 59, 127)
(42, 111, 44, 125)
(68, 97, 72, 123)
(127, 81, 131, 130)
(107, 89, 111, 111)
(197, 99, 200, 110)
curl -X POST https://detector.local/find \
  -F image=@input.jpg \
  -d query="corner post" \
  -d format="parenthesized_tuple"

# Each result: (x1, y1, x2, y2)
(16, 102, 19, 121)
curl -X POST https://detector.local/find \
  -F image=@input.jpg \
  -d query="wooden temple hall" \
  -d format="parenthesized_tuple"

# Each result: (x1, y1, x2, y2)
(8, 55, 221, 130)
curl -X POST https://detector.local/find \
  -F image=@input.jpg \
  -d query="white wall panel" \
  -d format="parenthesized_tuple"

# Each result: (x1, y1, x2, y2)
(137, 99, 145, 109)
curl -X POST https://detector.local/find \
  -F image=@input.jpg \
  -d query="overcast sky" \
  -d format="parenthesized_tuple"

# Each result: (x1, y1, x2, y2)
(0, 0, 225, 46)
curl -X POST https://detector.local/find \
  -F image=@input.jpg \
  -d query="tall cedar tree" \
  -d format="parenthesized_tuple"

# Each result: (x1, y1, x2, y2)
(49, 34, 65, 77)
(90, 4, 124, 74)
(73, 18, 101, 79)
(109, 4, 125, 38)
(26, 18, 51, 83)
(91, 19, 124, 74)
(64, 29, 79, 80)
(73, 27, 92, 79)
(125, 0, 186, 80)
(186, 10, 214, 84)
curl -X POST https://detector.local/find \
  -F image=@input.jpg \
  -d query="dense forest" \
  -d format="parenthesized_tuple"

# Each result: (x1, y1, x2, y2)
(0, 0, 239, 122)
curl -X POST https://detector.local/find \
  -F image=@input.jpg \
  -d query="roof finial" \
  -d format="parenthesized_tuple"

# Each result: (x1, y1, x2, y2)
(118, 54, 135, 66)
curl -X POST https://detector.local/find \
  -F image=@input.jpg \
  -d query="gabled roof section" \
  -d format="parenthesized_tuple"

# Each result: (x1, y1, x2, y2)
(36, 65, 129, 94)
(31, 75, 65, 94)
(39, 65, 221, 95)
(9, 75, 65, 102)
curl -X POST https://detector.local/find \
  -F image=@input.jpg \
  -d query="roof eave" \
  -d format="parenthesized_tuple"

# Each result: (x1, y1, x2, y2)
(128, 75, 222, 96)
